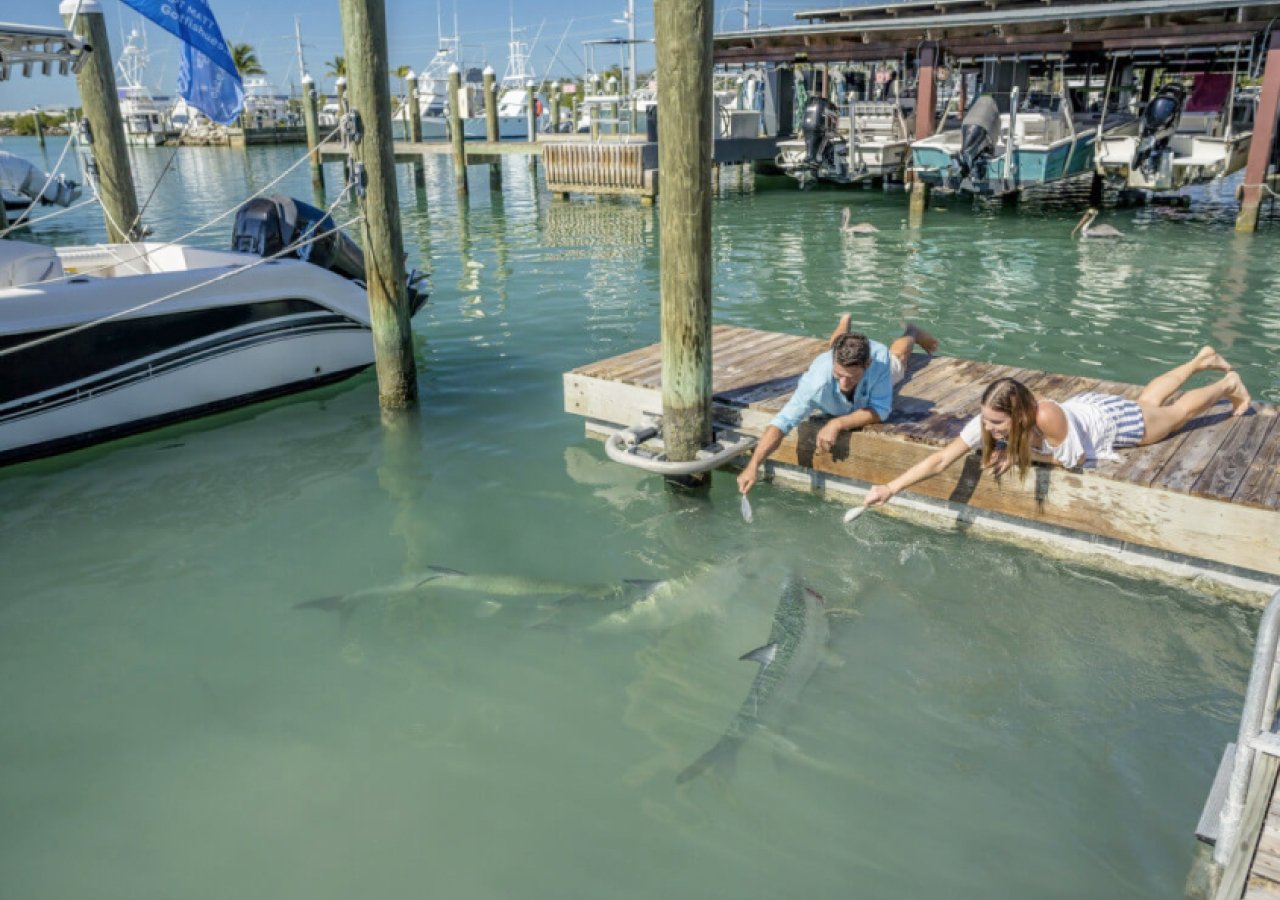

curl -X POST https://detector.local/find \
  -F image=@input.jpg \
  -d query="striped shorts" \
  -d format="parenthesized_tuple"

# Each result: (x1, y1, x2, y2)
(1074, 392, 1146, 448)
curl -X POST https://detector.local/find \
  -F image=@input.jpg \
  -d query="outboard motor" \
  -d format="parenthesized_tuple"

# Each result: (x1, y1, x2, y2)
(0, 150, 81, 209)
(801, 96, 839, 169)
(231, 194, 366, 283)
(1133, 84, 1185, 175)
(956, 96, 1000, 184)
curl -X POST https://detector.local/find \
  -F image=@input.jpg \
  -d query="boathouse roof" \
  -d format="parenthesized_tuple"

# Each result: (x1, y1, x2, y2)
(713, 0, 1280, 65)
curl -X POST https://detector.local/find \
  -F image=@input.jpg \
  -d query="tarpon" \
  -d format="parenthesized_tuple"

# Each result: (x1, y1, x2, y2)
(677, 573, 829, 784)
(295, 565, 665, 620)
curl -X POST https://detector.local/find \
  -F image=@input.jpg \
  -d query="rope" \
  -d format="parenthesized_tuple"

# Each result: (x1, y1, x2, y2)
(0, 210, 363, 361)
(8, 119, 347, 291)
(0, 198, 97, 239)
(130, 120, 198, 233)
(1243, 181, 1280, 199)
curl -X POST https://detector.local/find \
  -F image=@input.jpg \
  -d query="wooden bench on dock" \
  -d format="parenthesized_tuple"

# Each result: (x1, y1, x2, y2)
(564, 325, 1280, 587)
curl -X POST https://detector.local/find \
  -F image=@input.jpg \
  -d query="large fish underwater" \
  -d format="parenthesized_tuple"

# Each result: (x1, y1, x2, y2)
(677, 572, 830, 783)
(294, 565, 667, 622)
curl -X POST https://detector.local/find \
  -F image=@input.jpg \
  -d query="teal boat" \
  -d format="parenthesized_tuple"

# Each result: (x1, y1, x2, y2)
(911, 89, 1137, 195)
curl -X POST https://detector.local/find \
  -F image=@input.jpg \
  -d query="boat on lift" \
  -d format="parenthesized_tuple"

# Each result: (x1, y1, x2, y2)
(775, 96, 912, 188)
(911, 87, 1136, 195)
(0, 196, 427, 465)
(1095, 73, 1252, 192)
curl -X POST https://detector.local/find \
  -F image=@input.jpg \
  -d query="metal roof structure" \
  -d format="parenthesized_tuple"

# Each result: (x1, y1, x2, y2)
(713, 0, 1280, 66)
(0, 22, 87, 81)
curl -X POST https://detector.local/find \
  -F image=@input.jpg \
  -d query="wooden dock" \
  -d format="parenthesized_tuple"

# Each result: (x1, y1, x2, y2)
(564, 325, 1280, 589)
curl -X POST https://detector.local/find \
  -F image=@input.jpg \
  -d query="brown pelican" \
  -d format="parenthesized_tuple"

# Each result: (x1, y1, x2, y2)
(1072, 208, 1124, 239)
(841, 207, 878, 235)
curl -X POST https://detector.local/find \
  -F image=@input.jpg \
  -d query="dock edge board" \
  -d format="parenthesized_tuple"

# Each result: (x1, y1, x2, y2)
(566, 372, 1280, 603)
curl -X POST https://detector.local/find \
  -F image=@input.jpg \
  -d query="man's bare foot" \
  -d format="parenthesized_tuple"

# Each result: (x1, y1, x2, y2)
(1194, 345, 1232, 372)
(1223, 371, 1251, 416)
(904, 322, 939, 355)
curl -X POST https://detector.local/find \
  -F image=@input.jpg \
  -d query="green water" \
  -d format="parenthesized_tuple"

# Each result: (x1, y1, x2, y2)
(1, 136, 1277, 899)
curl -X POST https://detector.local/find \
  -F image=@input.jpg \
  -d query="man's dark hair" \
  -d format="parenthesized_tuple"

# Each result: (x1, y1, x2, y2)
(833, 333, 871, 369)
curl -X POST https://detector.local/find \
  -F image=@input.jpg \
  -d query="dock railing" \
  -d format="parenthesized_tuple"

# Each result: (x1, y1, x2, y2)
(1202, 590, 1280, 876)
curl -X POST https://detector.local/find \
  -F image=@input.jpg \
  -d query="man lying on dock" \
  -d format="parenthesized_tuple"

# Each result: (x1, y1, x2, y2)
(736, 316, 938, 497)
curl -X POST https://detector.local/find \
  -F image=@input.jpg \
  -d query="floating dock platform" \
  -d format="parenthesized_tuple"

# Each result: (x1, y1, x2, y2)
(564, 325, 1280, 598)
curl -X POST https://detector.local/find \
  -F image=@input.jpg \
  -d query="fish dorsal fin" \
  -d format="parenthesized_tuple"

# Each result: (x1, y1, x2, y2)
(740, 642, 778, 666)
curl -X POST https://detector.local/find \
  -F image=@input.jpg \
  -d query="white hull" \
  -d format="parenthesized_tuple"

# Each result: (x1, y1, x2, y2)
(125, 130, 175, 147)
(776, 137, 908, 185)
(0, 239, 395, 464)
(420, 115, 539, 140)
(1097, 130, 1252, 192)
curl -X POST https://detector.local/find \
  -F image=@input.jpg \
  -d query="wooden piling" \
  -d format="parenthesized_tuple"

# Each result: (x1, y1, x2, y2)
(338, 0, 418, 408)
(1236, 30, 1280, 233)
(301, 74, 325, 192)
(655, 0, 714, 479)
(448, 65, 468, 194)
(61, 0, 140, 243)
(526, 81, 537, 143)
(550, 86, 560, 136)
(406, 68, 422, 143)
(909, 43, 939, 227)
(483, 66, 498, 143)
(32, 106, 45, 149)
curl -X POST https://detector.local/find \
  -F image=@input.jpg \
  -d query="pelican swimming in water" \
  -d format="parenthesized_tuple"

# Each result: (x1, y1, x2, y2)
(1072, 207, 1124, 239)
(841, 207, 878, 235)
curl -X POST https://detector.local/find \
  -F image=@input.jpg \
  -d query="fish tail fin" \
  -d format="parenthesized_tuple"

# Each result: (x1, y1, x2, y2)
(293, 596, 355, 626)
(676, 735, 742, 785)
(294, 595, 345, 613)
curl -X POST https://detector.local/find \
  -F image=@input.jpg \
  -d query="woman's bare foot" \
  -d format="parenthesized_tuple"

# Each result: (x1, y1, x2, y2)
(904, 322, 939, 355)
(1194, 345, 1232, 372)
(1223, 371, 1251, 416)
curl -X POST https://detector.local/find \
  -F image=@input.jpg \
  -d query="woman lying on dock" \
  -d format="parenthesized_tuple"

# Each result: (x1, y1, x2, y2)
(862, 346, 1252, 508)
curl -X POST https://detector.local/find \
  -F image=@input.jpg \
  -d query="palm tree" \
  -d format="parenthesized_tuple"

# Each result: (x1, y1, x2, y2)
(231, 43, 266, 77)
(325, 56, 347, 80)
(394, 65, 413, 98)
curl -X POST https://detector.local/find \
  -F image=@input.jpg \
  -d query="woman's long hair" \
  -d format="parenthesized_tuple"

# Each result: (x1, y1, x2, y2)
(979, 378, 1038, 479)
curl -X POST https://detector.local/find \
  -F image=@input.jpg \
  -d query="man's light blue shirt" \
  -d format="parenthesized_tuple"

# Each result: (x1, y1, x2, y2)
(769, 339, 894, 435)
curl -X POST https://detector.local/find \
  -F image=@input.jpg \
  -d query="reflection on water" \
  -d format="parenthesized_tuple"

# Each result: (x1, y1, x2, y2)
(0, 136, 1276, 899)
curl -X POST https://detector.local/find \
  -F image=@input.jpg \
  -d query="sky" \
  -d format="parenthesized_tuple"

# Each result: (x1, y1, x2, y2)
(2, 0, 815, 111)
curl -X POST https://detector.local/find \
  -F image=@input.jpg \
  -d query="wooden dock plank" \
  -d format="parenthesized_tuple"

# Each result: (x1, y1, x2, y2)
(1155, 405, 1242, 494)
(1192, 409, 1280, 505)
(1235, 412, 1280, 511)
(564, 326, 1280, 579)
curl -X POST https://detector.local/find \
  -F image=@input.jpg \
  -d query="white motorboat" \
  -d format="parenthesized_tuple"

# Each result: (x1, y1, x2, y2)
(418, 23, 548, 140)
(241, 76, 298, 129)
(0, 150, 81, 218)
(0, 196, 427, 465)
(1096, 75, 1252, 192)
(776, 98, 911, 187)
(115, 27, 177, 146)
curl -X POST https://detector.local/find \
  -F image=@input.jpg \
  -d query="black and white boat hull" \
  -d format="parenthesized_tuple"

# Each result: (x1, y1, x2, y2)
(0, 232, 422, 465)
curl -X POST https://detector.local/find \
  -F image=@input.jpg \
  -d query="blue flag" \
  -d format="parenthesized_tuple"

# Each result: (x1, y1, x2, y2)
(118, 0, 244, 125)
